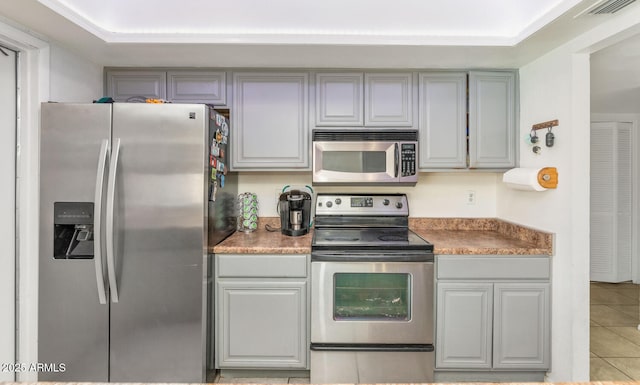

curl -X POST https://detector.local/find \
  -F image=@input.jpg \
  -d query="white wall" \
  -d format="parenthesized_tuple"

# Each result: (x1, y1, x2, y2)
(49, 43, 102, 102)
(0, 24, 103, 380)
(498, 48, 590, 382)
(497, 5, 640, 381)
(0, 45, 16, 382)
(239, 172, 499, 218)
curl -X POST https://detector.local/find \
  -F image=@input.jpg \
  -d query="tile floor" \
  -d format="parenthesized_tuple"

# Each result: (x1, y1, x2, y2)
(590, 281, 640, 380)
(214, 373, 309, 384)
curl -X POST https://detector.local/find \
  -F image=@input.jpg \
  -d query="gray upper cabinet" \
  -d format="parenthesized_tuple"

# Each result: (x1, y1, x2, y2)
(315, 73, 363, 126)
(167, 71, 227, 105)
(468, 71, 516, 169)
(364, 73, 413, 126)
(106, 69, 228, 105)
(418, 73, 467, 169)
(232, 72, 309, 170)
(106, 70, 166, 101)
(315, 72, 413, 127)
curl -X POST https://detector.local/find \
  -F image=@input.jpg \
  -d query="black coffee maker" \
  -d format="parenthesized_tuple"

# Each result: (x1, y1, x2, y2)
(278, 188, 312, 236)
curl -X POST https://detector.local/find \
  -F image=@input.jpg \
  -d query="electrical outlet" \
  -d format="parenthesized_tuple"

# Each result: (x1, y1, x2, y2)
(466, 190, 476, 205)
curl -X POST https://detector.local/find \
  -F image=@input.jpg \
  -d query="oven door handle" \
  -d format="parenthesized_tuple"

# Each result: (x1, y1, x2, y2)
(310, 343, 434, 352)
(311, 252, 433, 263)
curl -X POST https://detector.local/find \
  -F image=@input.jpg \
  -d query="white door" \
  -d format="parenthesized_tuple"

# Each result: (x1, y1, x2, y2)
(0, 45, 17, 381)
(590, 122, 633, 282)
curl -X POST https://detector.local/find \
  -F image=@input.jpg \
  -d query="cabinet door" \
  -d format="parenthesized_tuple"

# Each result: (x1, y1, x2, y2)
(468, 71, 516, 168)
(436, 282, 493, 369)
(167, 71, 227, 105)
(365, 73, 413, 126)
(216, 279, 308, 369)
(106, 71, 166, 102)
(232, 72, 309, 170)
(418, 73, 467, 169)
(315, 73, 363, 126)
(493, 283, 550, 369)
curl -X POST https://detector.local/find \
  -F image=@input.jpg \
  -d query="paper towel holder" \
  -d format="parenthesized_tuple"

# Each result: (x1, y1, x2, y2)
(503, 167, 558, 191)
(537, 167, 558, 189)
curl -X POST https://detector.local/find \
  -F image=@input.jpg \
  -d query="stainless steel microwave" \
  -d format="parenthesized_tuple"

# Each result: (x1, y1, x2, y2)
(312, 129, 418, 185)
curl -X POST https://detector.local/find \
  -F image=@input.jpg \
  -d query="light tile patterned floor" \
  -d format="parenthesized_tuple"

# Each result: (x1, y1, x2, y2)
(214, 374, 309, 384)
(590, 281, 640, 381)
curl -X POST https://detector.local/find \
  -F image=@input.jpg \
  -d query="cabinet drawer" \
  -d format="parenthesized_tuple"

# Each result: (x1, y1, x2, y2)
(217, 254, 308, 278)
(437, 256, 550, 280)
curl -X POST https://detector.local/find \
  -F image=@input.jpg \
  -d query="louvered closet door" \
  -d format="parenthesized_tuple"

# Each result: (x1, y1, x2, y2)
(590, 122, 632, 282)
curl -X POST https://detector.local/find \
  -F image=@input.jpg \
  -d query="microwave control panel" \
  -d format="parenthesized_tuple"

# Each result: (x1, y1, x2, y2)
(401, 143, 416, 176)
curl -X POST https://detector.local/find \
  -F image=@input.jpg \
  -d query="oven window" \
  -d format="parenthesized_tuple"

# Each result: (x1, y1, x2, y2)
(322, 151, 386, 173)
(333, 273, 410, 321)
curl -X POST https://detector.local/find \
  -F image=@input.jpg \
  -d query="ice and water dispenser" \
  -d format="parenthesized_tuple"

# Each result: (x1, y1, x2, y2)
(53, 202, 94, 259)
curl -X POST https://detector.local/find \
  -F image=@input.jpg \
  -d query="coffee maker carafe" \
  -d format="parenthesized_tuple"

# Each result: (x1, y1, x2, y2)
(278, 187, 312, 236)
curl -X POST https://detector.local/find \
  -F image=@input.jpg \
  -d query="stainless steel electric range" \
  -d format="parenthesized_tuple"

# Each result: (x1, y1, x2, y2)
(310, 193, 435, 384)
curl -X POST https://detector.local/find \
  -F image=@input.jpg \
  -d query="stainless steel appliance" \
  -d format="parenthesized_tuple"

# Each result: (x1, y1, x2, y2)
(310, 194, 434, 384)
(38, 102, 237, 382)
(277, 187, 312, 236)
(312, 129, 418, 185)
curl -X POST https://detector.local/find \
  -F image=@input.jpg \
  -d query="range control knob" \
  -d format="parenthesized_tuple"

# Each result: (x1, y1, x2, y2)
(395, 201, 403, 209)
(335, 198, 342, 205)
(382, 199, 390, 206)
(326, 201, 333, 208)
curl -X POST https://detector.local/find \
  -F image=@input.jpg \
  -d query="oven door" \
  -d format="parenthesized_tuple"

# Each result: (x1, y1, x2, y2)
(311, 259, 434, 344)
(313, 141, 399, 184)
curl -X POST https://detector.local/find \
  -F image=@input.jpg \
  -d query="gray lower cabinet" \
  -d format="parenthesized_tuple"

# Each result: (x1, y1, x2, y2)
(436, 282, 493, 368)
(215, 254, 309, 369)
(231, 72, 309, 170)
(435, 256, 550, 379)
(493, 283, 550, 369)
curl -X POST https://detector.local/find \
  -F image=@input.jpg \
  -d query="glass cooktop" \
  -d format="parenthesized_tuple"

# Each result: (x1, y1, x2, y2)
(312, 227, 433, 252)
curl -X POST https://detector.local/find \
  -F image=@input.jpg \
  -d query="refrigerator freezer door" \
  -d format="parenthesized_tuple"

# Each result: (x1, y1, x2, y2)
(38, 103, 111, 381)
(109, 103, 208, 382)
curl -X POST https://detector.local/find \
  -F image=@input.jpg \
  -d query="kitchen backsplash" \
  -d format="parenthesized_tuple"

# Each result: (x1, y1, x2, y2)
(237, 172, 501, 218)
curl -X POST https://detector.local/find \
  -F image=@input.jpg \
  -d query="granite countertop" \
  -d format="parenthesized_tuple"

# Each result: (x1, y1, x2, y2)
(211, 218, 312, 254)
(410, 218, 554, 256)
(211, 217, 553, 256)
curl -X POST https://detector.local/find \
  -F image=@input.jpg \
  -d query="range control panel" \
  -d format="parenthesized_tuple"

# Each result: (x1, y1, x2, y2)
(315, 194, 409, 216)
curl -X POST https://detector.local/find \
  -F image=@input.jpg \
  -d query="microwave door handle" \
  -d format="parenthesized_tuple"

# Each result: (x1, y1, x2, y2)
(394, 143, 399, 178)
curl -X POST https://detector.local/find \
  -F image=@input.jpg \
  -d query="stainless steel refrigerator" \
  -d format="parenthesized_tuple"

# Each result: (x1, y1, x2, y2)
(38, 102, 237, 382)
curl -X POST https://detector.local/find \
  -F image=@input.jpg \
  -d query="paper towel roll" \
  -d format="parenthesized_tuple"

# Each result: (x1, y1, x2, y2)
(503, 167, 557, 191)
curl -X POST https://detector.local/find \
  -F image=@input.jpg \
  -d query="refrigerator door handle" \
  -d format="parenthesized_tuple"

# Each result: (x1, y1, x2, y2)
(106, 137, 121, 303)
(93, 139, 109, 305)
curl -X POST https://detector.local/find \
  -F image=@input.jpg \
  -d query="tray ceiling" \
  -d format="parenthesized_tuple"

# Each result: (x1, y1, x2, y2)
(38, 0, 584, 45)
